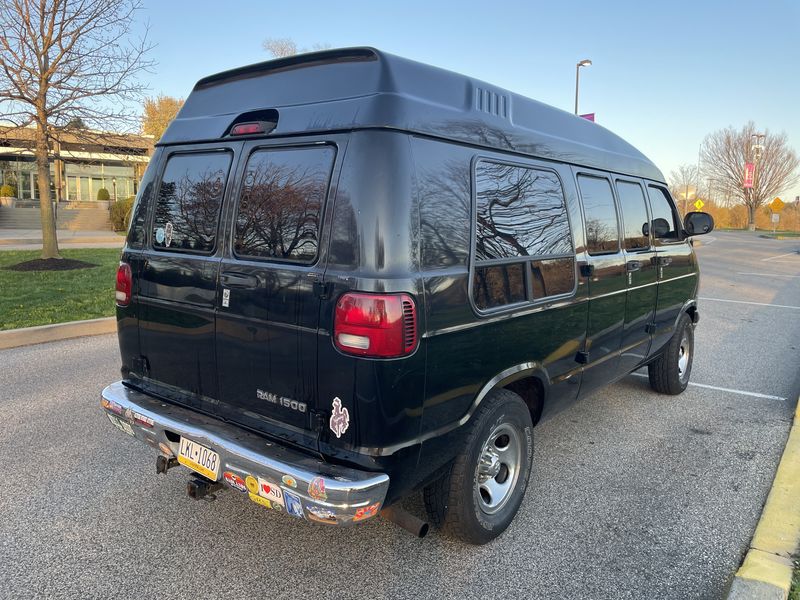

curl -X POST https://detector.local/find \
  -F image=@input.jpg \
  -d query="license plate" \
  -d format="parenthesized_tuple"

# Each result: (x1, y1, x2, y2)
(177, 437, 220, 481)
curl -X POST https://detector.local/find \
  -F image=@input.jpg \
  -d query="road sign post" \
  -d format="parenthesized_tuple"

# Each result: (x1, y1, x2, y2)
(694, 199, 705, 211)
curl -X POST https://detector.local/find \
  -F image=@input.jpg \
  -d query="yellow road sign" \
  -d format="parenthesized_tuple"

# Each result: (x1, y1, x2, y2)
(694, 199, 705, 210)
(770, 197, 784, 212)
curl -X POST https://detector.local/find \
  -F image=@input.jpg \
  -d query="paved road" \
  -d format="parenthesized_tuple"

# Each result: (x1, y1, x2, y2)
(1, 231, 798, 600)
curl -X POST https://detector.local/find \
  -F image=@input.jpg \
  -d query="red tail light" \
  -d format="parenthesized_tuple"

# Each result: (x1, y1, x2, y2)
(334, 292, 418, 358)
(230, 122, 265, 136)
(115, 262, 132, 306)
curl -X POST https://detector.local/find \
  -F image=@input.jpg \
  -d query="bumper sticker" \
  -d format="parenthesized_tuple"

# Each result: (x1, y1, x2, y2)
(353, 503, 381, 522)
(283, 490, 304, 519)
(249, 493, 272, 510)
(245, 475, 259, 495)
(257, 478, 285, 508)
(281, 475, 297, 488)
(305, 505, 337, 525)
(308, 477, 327, 501)
(223, 472, 247, 493)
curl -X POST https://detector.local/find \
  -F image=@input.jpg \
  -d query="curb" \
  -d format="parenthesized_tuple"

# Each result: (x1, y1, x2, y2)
(726, 396, 800, 600)
(0, 317, 116, 350)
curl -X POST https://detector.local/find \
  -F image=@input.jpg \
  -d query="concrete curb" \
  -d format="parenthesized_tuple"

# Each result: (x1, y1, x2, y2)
(0, 317, 116, 350)
(726, 396, 800, 600)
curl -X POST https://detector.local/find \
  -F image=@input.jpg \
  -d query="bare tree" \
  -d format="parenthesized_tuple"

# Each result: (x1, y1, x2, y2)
(668, 164, 699, 215)
(701, 122, 799, 230)
(0, 0, 153, 258)
(262, 37, 331, 58)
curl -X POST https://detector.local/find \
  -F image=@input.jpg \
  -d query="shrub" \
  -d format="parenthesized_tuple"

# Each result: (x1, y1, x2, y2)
(109, 196, 135, 231)
(0, 184, 16, 197)
(96, 187, 111, 201)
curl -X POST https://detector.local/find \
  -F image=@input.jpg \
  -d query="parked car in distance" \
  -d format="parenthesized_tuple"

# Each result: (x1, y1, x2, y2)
(102, 47, 714, 544)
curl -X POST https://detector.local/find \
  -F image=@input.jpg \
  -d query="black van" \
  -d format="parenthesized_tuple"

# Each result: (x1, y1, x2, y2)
(102, 48, 713, 544)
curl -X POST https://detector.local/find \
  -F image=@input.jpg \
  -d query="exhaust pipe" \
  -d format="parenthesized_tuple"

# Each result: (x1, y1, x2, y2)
(381, 505, 429, 538)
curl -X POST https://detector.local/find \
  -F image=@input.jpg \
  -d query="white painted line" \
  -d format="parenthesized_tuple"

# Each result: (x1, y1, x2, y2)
(699, 297, 800, 310)
(630, 373, 786, 401)
(738, 273, 800, 278)
(761, 251, 798, 262)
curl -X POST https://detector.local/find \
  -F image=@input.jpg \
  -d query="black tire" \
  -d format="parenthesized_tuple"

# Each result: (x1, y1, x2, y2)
(648, 312, 694, 395)
(423, 388, 534, 545)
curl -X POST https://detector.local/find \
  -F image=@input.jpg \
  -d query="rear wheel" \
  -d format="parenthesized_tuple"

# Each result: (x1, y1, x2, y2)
(648, 312, 694, 395)
(423, 389, 534, 545)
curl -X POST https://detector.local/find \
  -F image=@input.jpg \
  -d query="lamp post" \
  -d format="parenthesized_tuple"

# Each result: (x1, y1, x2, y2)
(112, 177, 117, 203)
(574, 59, 592, 115)
(750, 133, 765, 231)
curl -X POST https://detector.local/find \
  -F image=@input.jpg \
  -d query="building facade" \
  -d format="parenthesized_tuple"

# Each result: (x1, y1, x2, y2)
(0, 126, 152, 204)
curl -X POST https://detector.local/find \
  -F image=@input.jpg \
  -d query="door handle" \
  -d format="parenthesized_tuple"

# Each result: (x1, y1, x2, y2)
(626, 260, 642, 272)
(657, 256, 672, 266)
(221, 272, 259, 288)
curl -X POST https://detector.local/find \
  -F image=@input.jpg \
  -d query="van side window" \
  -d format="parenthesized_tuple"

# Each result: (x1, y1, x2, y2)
(615, 180, 650, 250)
(473, 161, 574, 310)
(577, 175, 619, 255)
(127, 160, 158, 248)
(234, 146, 335, 263)
(153, 152, 231, 253)
(647, 186, 681, 242)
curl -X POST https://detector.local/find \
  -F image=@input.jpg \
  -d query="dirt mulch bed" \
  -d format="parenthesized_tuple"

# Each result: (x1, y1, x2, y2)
(5, 258, 98, 272)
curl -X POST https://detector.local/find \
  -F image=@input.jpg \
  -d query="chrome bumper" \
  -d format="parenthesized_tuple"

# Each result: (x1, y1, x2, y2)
(100, 381, 389, 526)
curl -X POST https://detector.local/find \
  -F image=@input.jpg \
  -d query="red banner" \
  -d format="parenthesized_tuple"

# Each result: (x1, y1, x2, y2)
(743, 162, 755, 188)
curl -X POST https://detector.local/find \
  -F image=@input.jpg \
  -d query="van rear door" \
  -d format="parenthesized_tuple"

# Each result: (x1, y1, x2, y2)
(214, 139, 340, 451)
(138, 144, 240, 412)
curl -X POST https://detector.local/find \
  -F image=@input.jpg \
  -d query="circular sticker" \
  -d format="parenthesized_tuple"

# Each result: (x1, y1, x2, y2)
(245, 475, 259, 495)
(155, 227, 165, 244)
(281, 475, 297, 488)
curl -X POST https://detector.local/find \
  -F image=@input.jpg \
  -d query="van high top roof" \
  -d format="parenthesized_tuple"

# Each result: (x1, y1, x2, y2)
(162, 47, 664, 182)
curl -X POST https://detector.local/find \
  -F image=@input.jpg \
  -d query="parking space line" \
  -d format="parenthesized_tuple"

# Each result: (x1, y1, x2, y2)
(761, 251, 799, 262)
(699, 297, 800, 310)
(737, 273, 800, 278)
(630, 373, 786, 401)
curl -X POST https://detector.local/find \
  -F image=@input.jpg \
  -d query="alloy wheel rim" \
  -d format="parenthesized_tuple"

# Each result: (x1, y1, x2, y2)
(475, 423, 522, 515)
(678, 333, 691, 382)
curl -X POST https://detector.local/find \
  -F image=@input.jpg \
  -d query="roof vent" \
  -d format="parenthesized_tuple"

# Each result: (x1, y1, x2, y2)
(475, 87, 509, 119)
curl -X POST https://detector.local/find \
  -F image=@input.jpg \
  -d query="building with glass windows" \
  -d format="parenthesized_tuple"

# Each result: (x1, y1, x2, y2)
(0, 126, 152, 205)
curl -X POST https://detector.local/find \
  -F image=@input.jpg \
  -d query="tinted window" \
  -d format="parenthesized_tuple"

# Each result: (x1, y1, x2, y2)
(153, 152, 231, 253)
(531, 258, 575, 299)
(475, 162, 572, 260)
(127, 159, 159, 248)
(647, 186, 680, 241)
(578, 175, 619, 255)
(234, 147, 334, 263)
(616, 180, 650, 250)
(473, 263, 526, 310)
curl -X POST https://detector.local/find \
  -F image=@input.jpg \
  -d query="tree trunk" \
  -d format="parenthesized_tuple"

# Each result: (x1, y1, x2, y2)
(35, 114, 60, 259)
(747, 204, 756, 231)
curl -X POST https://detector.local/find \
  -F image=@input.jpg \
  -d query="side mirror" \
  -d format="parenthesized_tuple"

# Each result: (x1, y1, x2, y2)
(683, 211, 714, 236)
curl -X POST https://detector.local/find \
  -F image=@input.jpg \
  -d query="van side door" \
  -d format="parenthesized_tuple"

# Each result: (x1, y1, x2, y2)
(645, 184, 696, 353)
(615, 178, 658, 374)
(575, 170, 627, 396)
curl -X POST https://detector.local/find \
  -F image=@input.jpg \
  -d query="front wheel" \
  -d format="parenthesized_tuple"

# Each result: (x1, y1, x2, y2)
(423, 389, 534, 545)
(648, 312, 694, 395)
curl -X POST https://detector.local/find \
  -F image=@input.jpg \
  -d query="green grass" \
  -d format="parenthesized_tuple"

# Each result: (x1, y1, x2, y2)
(790, 561, 799, 600)
(0, 248, 120, 330)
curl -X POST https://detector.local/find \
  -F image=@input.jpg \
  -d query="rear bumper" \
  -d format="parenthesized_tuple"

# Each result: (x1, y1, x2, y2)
(100, 381, 389, 526)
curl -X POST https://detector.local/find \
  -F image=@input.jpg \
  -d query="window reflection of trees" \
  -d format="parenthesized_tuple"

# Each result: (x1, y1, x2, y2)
(154, 154, 230, 253)
(234, 149, 333, 263)
(475, 163, 571, 260)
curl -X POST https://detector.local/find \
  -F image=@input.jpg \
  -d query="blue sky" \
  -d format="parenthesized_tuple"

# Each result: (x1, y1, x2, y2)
(140, 0, 800, 200)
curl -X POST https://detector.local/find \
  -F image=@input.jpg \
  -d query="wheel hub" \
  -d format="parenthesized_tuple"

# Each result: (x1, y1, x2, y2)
(474, 423, 522, 515)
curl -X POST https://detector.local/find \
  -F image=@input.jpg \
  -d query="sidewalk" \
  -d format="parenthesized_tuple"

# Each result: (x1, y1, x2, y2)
(0, 229, 124, 250)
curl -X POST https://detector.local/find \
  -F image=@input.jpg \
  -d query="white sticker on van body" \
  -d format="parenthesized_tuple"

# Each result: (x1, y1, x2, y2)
(222, 289, 230, 307)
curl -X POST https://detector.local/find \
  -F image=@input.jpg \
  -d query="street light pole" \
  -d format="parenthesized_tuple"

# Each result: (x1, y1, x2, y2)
(574, 59, 592, 115)
(750, 132, 765, 231)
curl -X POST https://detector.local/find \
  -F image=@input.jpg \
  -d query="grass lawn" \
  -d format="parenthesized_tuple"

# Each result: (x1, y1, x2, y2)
(790, 561, 799, 600)
(0, 248, 120, 330)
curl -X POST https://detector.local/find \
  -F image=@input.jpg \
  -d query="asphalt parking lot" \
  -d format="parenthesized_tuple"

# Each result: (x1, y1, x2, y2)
(0, 231, 798, 600)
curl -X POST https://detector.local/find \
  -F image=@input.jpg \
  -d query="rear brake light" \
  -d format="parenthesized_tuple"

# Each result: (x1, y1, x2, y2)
(230, 122, 265, 136)
(116, 262, 132, 306)
(334, 292, 418, 358)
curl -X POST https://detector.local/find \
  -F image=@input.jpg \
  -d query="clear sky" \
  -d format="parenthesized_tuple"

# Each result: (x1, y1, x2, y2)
(139, 0, 800, 201)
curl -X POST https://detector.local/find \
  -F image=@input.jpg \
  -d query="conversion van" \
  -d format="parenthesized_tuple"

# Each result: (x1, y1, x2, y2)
(102, 48, 713, 544)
